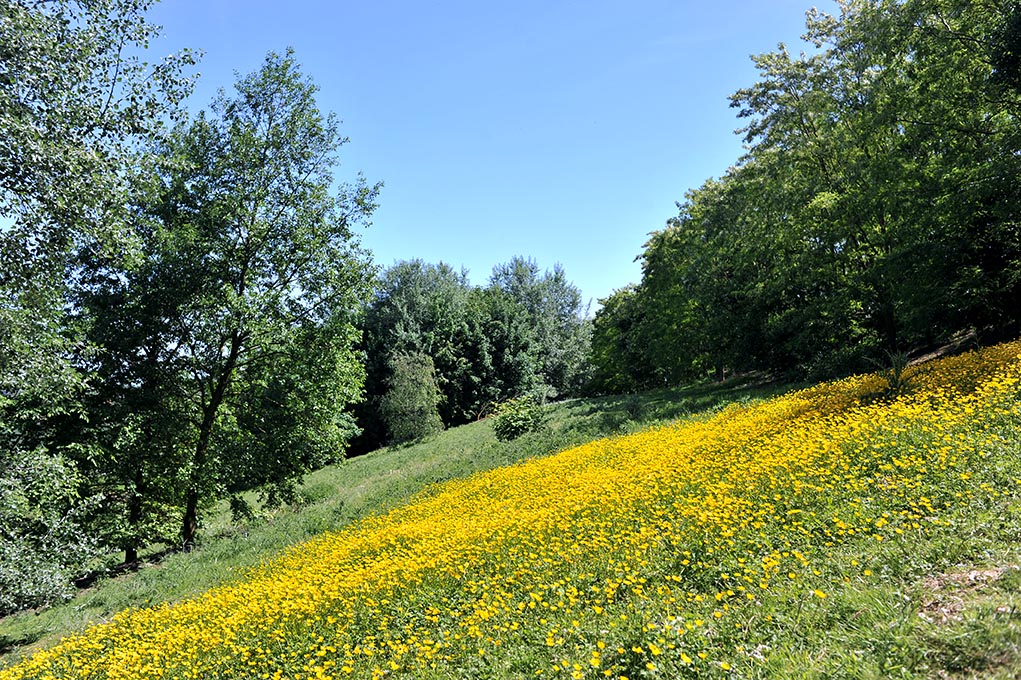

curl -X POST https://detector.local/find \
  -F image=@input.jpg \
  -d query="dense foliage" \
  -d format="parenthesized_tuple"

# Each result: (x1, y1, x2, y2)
(356, 257, 591, 450)
(491, 394, 547, 441)
(592, 0, 1021, 392)
(1, 0, 376, 608)
(3, 342, 1017, 679)
(0, 0, 196, 612)
(379, 352, 445, 445)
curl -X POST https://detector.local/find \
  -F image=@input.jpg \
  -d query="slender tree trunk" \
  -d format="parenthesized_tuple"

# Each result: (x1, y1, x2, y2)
(181, 488, 200, 550)
(124, 467, 144, 564)
(181, 331, 243, 549)
(127, 344, 162, 564)
(181, 413, 216, 549)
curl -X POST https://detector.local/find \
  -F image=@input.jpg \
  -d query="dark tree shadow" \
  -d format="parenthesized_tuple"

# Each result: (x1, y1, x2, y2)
(72, 546, 179, 591)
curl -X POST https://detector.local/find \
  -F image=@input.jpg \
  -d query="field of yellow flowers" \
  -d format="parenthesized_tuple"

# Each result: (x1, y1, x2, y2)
(3, 342, 1020, 679)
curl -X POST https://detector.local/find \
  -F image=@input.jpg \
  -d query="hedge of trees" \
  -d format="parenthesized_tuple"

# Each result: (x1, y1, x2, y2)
(591, 0, 1021, 392)
(356, 257, 591, 449)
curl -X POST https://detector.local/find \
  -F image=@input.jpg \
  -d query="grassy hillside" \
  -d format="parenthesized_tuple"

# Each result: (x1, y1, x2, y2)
(0, 377, 786, 667)
(3, 343, 1021, 679)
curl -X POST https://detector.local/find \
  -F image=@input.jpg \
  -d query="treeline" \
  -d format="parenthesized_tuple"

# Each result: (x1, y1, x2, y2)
(591, 0, 1021, 392)
(356, 258, 590, 450)
(0, 1, 592, 615)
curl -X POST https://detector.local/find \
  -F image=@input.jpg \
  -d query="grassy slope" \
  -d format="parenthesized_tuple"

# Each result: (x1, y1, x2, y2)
(5, 348, 1020, 680)
(0, 377, 787, 666)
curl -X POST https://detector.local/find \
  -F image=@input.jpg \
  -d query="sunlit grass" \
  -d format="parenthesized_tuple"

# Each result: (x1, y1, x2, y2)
(0, 377, 781, 667)
(2, 343, 1020, 679)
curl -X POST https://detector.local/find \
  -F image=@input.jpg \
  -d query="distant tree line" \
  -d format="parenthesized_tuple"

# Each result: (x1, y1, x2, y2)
(356, 257, 591, 449)
(591, 0, 1021, 392)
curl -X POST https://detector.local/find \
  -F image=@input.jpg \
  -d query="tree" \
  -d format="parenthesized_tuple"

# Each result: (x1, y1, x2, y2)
(589, 285, 657, 393)
(81, 49, 378, 550)
(72, 245, 195, 561)
(360, 260, 494, 436)
(0, 0, 195, 602)
(487, 257, 592, 397)
(603, 0, 1021, 386)
(379, 352, 445, 445)
(0, 0, 197, 413)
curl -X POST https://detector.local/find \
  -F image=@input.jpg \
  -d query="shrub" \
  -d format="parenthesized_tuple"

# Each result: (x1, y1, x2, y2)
(492, 395, 547, 441)
(0, 449, 100, 615)
(380, 352, 444, 445)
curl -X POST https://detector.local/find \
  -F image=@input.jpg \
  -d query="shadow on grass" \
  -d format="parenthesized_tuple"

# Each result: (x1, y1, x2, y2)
(0, 632, 42, 658)
(556, 374, 794, 439)
(72, 546, 180, 592)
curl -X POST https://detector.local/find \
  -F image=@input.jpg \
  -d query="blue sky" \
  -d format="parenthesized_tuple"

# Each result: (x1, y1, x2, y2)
(147, 0, 836, 309)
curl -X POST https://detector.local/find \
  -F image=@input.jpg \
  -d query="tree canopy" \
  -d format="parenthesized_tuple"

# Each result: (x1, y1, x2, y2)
(77, 49, 378, 550)
(593, 0, 1021, 390)
(0, 0, 196, 612)
(356, 257, 592, 450)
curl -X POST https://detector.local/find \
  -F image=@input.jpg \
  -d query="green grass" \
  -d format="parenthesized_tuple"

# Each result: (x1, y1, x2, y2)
(0, 375, 787, 666)
(628, 398, 1021, 680)
(7, 365, 1020, 679)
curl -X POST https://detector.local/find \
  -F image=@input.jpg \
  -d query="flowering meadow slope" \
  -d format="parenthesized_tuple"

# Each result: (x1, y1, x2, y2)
(4, 342, 1021, 679)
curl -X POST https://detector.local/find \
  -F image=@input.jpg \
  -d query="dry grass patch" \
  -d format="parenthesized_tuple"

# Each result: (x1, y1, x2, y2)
(919, 566, 1016, 625)
(918, 563, 1021, 678)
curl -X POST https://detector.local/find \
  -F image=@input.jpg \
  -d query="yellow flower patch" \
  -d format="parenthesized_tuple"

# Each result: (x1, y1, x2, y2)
(3, 343, 1020, 679)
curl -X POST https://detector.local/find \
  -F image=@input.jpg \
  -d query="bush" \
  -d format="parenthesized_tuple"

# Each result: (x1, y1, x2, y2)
(492, 395, 547, 441)
(380, 352, 445, 445)
(0, 449, 100, 615)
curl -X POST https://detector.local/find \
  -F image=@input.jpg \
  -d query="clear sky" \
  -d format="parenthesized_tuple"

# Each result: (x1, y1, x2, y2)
(146, 0, 837, 310)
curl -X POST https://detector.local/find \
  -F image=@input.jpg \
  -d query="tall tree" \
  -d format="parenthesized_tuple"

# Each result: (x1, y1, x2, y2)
(487, 257, 592, 398)
(357, 260, 496, 449)
(81, 49, 378, 550)
(1, 0, 196, 414)
(0, 0, 195, 604)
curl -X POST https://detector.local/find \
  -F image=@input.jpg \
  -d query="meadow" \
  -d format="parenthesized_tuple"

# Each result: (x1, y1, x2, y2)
(2, 342, 1020, 679)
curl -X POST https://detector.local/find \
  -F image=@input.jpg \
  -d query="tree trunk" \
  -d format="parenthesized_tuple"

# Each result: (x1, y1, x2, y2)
(124, 467, 143, 564)
(181, 330, 243, 549)
(181, 402, 218, 550)
(181, 488, 200, 550)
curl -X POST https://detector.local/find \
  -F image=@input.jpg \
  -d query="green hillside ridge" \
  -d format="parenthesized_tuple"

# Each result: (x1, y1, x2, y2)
(2, 343, 1020, 679)
(0, 377, 785, 667)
